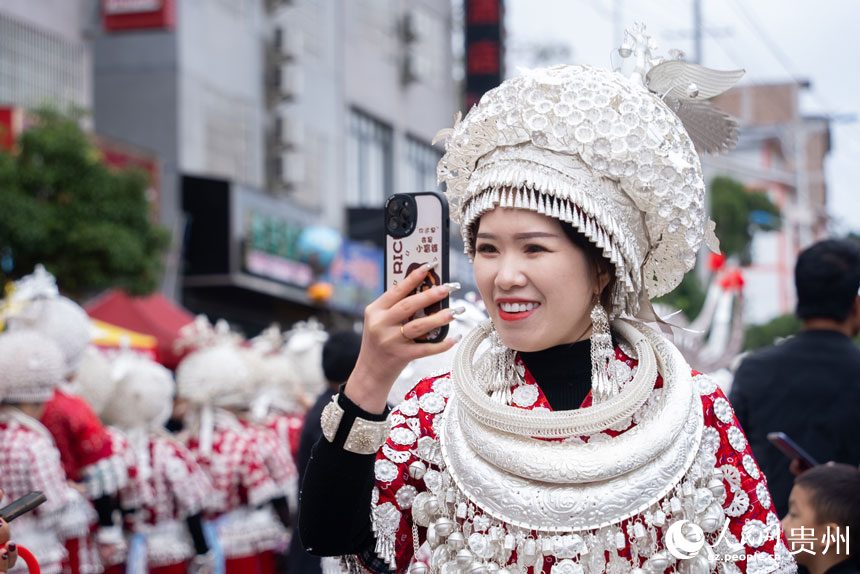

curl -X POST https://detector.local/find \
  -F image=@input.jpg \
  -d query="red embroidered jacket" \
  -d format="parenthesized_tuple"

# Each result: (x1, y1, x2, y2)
(368, 347, 795, 574)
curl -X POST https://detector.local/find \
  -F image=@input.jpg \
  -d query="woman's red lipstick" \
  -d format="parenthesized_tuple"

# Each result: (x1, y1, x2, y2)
(496, 299, 540, 321)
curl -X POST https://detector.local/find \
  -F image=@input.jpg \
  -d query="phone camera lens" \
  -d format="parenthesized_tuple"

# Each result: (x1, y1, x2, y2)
(400, 208, 412, 220)
(387, 218, 398, 231)
(388, 201, 400, 215)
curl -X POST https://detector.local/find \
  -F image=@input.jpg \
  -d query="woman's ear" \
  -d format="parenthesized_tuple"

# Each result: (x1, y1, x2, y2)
(596, 264, 611, 293)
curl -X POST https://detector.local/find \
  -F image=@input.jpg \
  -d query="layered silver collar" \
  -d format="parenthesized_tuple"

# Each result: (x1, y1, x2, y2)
(440, 319, 703, 532)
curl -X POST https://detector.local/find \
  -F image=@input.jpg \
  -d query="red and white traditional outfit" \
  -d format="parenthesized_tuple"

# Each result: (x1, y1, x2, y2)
(5, 269, 129, 574)
(135, 432, 213, 574)
(0, 410, 75, 574)
(251, 326, 312, 466)
(176, 323, 291, 574)
(265, 412, 304, 473)
(0, 330, 91, 574)
(187, 412, 286, 573)
(100, 354, 215, 574)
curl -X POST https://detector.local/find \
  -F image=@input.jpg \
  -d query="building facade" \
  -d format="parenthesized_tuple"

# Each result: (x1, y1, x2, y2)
(91, 0, 457, 330)
(0, 0, 93, 114)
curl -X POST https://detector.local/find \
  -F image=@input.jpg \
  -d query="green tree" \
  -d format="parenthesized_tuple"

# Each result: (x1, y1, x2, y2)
(710, 176, 780, 264)
(743, 313, 802, 351)
(654, 270, 707, 320)
(0, 107, 169, 297)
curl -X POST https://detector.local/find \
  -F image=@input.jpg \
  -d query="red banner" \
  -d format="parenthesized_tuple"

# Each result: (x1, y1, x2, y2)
(102, 0, 175, 32)
(0, 108, 23, 152)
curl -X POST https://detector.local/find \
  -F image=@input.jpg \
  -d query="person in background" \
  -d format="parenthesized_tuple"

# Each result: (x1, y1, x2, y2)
(175, 321, 290, 574)
(4, 266, 129, 573)
(781, 464, 860, 574)
(0, 330, 74, 574)
(101, 353, 215, 574)
(730, 239, 860, 517)
(288, 330, 362, 574)
(234, 344, 298, 574)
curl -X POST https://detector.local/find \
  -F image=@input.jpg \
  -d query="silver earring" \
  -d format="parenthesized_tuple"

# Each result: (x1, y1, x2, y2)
(590, 303, 618, 403)
(478, 323, 517, 404)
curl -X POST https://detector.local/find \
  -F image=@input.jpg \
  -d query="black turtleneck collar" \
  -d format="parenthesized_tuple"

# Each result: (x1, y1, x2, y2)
(518, 338, 593, 411)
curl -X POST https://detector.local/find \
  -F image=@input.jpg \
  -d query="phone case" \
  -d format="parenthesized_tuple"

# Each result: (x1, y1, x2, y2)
(384, 192, 450, 343)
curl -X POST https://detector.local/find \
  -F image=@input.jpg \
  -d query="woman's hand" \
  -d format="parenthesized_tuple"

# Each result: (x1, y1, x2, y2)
(345, 262, 462, 413)
(0, 516, 16, 572)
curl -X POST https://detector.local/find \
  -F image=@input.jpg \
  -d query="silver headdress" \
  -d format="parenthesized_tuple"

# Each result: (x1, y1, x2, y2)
(0, 330, 66, 403)
(2, 265, 92, 375)
(435, 23, 741, 318)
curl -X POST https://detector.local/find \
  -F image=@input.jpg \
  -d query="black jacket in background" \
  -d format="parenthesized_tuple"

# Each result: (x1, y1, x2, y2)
(286, 387, 337, 574)
(729, 329, 860, 518)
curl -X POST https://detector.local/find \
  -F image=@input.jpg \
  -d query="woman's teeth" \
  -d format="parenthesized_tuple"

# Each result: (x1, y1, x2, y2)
(499, 302, 539, 313)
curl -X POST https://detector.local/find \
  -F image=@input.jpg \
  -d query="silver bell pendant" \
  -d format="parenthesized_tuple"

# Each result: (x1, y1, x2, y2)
(409, 561, 430, 574)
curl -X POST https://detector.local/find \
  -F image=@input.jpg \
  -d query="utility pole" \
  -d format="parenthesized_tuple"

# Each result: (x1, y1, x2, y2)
(613, 0, 624, 52)
(693, 0, 702, 64)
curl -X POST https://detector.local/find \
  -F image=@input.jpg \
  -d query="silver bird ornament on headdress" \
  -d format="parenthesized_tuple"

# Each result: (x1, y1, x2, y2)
(619, 22, 744, 154)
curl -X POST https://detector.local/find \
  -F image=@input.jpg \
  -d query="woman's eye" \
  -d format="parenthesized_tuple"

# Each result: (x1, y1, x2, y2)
(476, 243, 498, 254)
(525, 244, 549, 253)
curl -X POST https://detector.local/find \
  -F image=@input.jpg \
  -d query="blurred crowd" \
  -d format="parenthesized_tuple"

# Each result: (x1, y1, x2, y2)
(0, 265, 368, 574)
(0, 263, 487, 574)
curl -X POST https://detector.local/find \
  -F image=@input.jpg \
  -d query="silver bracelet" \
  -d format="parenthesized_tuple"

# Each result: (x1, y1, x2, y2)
(321, 394, 390, 455)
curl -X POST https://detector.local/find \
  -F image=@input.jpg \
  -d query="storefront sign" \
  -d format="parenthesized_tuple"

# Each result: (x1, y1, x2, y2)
(324, 241, 383, 314)
(242, 209, 382, 313)
(243, 210, 315, 287)
(103, 0, 174, 31)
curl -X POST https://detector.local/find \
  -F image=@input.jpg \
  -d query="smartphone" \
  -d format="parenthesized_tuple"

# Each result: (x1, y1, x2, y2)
(0, 492, 46, 522)
(767, 432, 819, 469)
(384, 192, 450, 343)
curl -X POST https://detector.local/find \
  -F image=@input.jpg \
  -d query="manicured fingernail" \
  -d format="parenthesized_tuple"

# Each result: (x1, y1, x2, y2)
(451, 334, 463, 343)
(440, 282, 461, 293)
(7, 543, 14, 551)
(424, 260, 439, 271)
(3, 552, 7, 560)
(451, 306, 466, 317)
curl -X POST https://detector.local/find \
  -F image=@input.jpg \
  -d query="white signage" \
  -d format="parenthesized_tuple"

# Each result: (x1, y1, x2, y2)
(104, 0, 162, 15)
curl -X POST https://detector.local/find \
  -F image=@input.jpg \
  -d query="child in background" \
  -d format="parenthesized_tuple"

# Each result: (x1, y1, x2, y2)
(782, 463, 860, 574)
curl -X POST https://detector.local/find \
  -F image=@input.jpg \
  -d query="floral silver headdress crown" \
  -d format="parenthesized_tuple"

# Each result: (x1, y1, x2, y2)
(435, 23, 742, 318)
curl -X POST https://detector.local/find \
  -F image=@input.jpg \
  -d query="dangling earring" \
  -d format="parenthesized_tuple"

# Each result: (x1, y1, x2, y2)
(478, 323, 517, 404)
(590, 301, 618, 404)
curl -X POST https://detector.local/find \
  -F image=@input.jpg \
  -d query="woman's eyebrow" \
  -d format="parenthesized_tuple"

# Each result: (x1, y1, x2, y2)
(475, 232, 558, 240)
(514, 232, 557, 240)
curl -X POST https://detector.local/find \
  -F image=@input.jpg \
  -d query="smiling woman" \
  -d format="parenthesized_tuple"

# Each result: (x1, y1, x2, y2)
(473, 209, 602, 352)
(298, 24, 797, 574)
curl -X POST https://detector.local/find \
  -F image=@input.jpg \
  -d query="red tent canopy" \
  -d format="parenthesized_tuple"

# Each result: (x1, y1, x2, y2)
(85, 290, 195, 369)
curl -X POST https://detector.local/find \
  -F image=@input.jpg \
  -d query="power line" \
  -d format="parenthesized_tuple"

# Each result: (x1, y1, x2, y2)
(727, 0, 803, 83)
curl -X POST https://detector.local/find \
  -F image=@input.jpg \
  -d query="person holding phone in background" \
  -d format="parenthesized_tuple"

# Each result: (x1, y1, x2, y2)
(299, 25, 796, 574)
(730, 239, 860, 517)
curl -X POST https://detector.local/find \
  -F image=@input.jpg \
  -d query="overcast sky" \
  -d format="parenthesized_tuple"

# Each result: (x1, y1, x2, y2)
(504, 0, 860, 234)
